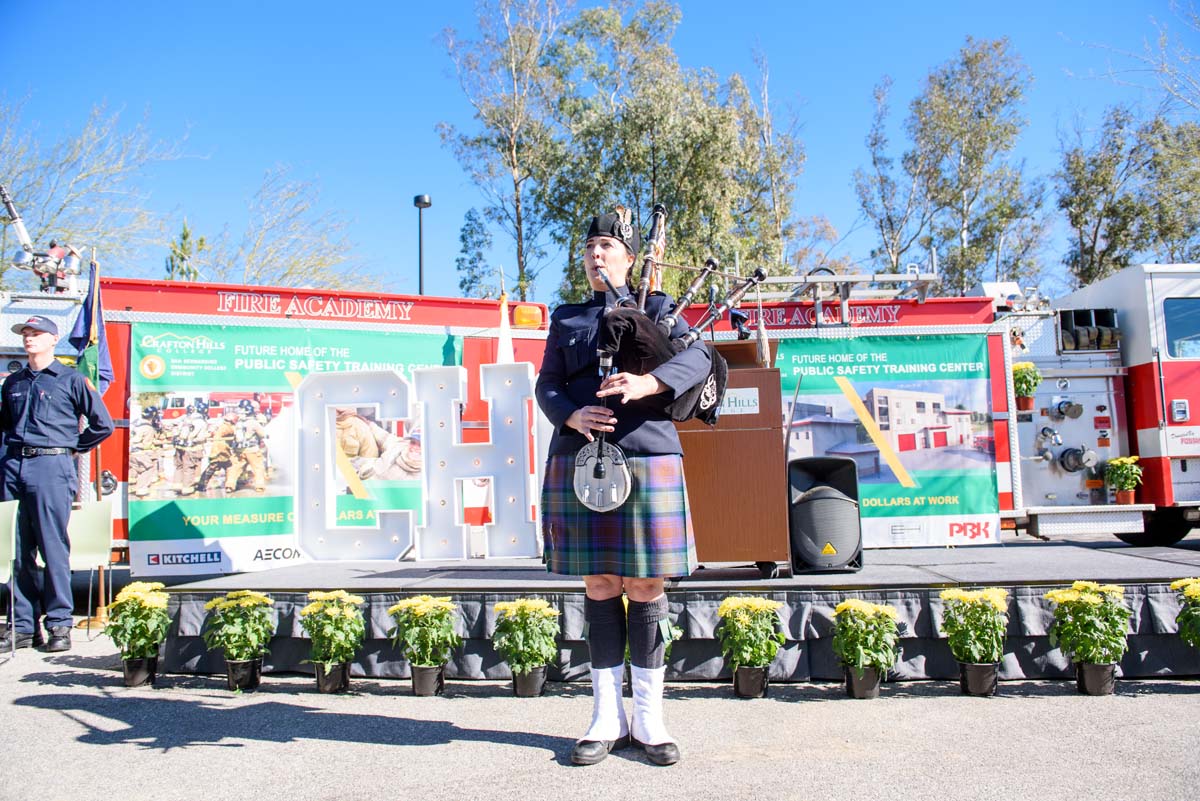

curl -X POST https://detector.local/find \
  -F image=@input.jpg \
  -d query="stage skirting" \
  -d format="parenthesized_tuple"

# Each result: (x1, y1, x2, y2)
(162, 583, 1200, 681)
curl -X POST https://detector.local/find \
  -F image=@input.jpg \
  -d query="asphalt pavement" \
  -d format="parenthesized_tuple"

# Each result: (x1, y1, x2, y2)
(1, 623, 1198, 801)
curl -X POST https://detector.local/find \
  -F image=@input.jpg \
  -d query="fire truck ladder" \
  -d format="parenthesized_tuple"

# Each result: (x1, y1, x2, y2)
(757, 270, 941, 328)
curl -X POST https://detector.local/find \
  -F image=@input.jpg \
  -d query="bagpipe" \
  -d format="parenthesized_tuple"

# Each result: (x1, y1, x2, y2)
(573, 204, 768, 512)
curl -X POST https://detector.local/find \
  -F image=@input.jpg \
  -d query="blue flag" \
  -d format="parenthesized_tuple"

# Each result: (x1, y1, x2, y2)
(67, 260, 114, 395)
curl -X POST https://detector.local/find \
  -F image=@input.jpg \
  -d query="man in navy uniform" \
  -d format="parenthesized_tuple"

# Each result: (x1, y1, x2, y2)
(0, 315, 113, 651)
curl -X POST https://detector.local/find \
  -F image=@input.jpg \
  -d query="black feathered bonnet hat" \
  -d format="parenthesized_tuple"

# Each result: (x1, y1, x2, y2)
(585, 208, 639, 256)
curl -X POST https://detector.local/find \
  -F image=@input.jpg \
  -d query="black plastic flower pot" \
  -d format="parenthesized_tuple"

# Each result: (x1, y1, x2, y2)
(1076, 662, 1116, 696)
(122, 656, 158, 688)
(958, 662, 999, 697)
(315, 661, 351, 694)
(225, 658, 263, 692)
(844, 666, 881, 699)
(411, 664, 446, 696)
(732, 665, 770, 698)
(512, 665, 547, 697)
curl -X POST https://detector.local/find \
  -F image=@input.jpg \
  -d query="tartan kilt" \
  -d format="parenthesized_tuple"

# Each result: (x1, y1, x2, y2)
(541, 452, 698, 578)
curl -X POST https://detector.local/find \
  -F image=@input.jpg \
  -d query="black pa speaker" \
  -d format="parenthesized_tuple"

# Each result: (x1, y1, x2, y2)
(788, 456, 863, 572)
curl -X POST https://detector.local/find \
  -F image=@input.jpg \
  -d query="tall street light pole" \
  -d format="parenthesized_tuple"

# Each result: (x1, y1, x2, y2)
(413, 194, 432, 295)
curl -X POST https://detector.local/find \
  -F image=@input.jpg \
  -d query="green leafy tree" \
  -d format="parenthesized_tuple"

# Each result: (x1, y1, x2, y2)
(444, 2, 811, 303)
(854, 77, 936, 272)
(164, 219, 207, 281)
(439, 0, 567, 301)
(726, 53, 809, 271)
(543, 1, 720, 297)
(1138, 116, 1200, 264)
(787, 216, 855, 275)
(456, 208, 498, 298)
(1056, 106, 1153, 286)
(908, 37, 1041, 294)
(972, 169, 1048, 288)
(540, 2, 808, 301)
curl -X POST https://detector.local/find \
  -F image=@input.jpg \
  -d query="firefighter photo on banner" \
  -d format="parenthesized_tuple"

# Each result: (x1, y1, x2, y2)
(329, 405, 424, 529)
(128, 322, 459, 575)
(775, 333, 1000, 547)
(129, 392, 282, 500)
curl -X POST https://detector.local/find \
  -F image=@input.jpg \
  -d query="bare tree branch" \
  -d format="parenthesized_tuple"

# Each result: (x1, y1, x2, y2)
(0, 100, 181, 287)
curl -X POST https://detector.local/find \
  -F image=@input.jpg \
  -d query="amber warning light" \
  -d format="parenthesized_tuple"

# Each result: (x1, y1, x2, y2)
(512, 304, 544, 329)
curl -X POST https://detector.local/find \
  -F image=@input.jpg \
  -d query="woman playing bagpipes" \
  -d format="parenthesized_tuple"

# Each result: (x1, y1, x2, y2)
(535, 208, 710, 767)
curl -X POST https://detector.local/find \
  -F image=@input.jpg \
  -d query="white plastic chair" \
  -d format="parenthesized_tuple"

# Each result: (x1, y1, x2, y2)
(0, 500, 20, 660)
(68, 499, 114, 638)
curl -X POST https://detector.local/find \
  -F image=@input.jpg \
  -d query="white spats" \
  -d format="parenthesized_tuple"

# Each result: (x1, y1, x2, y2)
(582, 665, 629, 742)
(629, 665, 675, 747)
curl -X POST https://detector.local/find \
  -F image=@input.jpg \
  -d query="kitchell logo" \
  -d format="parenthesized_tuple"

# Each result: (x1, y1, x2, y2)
(147, 551, 223, 566)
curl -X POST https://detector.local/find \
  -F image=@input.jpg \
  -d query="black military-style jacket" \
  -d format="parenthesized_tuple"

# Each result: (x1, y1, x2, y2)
(535, 285, 711, 456)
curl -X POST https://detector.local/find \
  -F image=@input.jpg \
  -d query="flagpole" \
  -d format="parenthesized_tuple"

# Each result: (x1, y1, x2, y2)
(77, 248, 110, 630)
(88, 249, 104, 500)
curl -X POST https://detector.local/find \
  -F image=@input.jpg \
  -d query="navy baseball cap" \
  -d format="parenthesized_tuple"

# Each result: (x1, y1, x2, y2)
(12, 315, 58, 336)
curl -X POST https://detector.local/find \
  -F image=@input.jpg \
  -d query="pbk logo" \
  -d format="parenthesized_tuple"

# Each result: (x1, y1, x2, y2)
(948, 521, 991, 540)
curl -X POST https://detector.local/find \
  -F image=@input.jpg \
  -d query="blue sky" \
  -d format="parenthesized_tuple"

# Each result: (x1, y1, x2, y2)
(0, 1, 1185, 301)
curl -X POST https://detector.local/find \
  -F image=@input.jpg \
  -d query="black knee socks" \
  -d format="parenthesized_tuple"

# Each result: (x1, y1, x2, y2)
(586, 595, 670, 669)
(584, 595, 627, 669)
(627, 596, 669, 669)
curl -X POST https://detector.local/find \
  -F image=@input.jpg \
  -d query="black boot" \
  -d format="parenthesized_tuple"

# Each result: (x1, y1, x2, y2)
(45, 626, 72, 653)
(0, 628, 43, 650)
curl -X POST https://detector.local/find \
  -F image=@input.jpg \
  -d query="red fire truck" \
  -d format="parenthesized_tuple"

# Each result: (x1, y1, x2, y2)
(1023, 264, 1200, 545)
(0, 263, 1194, 566)
(689, 264, 1200, 548)
(0, 276, 548, 554)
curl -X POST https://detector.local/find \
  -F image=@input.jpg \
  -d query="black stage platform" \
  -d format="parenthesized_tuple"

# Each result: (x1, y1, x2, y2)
(161, 540, 1200, 682)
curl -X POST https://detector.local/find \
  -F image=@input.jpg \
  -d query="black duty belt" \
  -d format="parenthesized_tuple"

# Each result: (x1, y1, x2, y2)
(11, 446, 75, 457)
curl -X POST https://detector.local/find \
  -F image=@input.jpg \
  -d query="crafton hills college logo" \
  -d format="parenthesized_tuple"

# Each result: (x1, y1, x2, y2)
(139, 332, 225, 352)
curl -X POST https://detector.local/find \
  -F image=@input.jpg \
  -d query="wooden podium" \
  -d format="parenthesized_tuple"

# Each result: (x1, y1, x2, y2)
(677, 341, 790, 576)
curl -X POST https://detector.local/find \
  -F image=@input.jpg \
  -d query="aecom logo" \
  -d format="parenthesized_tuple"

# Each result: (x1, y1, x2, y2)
(252, 547, 303, 561)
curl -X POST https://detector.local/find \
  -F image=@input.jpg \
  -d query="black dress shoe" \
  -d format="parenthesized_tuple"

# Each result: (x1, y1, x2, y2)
(45, 626, 72, 653)
(632, 737, 681, 766)
(570, 734, 630, 765)
(0, 629, 43, 650)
